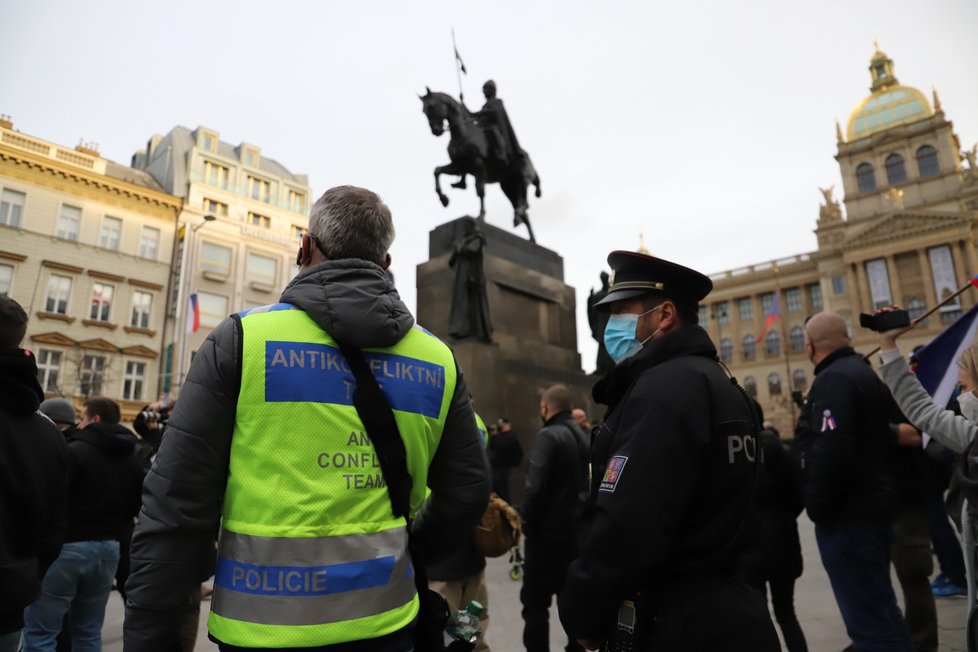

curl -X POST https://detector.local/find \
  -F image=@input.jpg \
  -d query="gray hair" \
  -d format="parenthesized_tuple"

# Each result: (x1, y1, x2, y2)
(307, 186, 394, 265)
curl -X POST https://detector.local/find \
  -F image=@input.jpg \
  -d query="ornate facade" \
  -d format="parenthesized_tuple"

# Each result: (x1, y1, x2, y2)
(700, 47, 978, 434)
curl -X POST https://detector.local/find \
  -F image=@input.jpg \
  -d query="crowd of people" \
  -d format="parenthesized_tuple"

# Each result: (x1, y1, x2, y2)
(2, 184, 977, 652)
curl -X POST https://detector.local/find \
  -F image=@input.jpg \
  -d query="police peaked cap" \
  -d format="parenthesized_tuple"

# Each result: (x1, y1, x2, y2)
(595, 250, 713, 310)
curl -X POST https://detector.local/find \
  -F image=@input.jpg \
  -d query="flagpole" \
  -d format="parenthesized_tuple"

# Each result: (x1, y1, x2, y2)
(452, 28, 465, 103)
(862, 279, 976, 359)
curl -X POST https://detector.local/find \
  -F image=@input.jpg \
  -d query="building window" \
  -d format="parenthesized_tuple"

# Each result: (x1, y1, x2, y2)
(907, 298, 927, 323)
(885, 153, 907, 185)
(289, 190, 305, 213)
(45, 275, 72, 314)
(248, 176, 271, 203)
(790, 326, 806, 352)
(124, 361, 146, 401)
(698, 305, 708, 324)
(99, 216, 122, 250)
(247, 253, 277, 286)
(737, 297, 754, 322)
(712, 302, 730, 325)
(130, 291, 152, 329)
(203, 197, 229, 216)
(204, 161, 229, 188)
(90, 283, 113, 321)
(792, 369, 808, 392)
(916, 145, 939, 178)
(765, 330, 781, 356)
(742, 335, 756, 360)
(768, 373, 782, 396)
(197, 292, 228, 328)
(856, 162, 876, 193)
(56, 205, 81, 241)
(942, 309, 962, 324)
(0, 264, 12, 296)
(203, 133, 216, 152)
(0, 188, 25, 227)
(79, 354, 106, 397)
(36, 349, 62, 393)
(831, 276, 846, 295)
(808, 283, 823, 310)
(293, 225, 305, 240)
(139, 226, 161, 260)
(249, 212, 271, 229)
(743, 375, 757, 399)
(719, 337, 733, 363)
(761, 292, 776, 316)
(200, 242, 232, 275)
(785, 288, 802, 313)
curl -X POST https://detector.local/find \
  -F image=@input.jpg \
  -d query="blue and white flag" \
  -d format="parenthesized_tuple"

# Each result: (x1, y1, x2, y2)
(914, 302, 978, 409)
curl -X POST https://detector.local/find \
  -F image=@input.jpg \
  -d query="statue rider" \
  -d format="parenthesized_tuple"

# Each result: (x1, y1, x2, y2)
(475, 80, 523, 169)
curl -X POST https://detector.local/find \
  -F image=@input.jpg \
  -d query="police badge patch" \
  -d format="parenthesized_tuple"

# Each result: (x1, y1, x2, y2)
(599, 455, 628, 493)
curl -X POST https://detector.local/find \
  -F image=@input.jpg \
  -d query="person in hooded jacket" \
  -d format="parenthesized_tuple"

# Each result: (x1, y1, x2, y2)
(557, 251, 779, 651)
(22, 396, 144, 651)
(0, 297, 68, 652)
(123, 185, 490, 652)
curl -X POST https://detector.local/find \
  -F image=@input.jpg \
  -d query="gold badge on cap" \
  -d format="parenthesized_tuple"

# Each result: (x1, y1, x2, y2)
(609, 270, 616, 286)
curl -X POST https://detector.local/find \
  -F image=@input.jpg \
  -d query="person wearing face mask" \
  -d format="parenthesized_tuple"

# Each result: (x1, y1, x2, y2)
(557, 251, 779, 652)
(874, 305, 978, 652)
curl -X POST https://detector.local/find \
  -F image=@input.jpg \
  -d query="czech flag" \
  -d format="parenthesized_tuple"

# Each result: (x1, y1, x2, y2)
(756, 292, 781, 344)
(186, 293, 200, 333)
(914, 302, 978, 408)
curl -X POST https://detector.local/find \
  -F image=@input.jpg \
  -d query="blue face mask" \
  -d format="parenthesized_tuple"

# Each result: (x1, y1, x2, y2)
(604, 306, 662, 364)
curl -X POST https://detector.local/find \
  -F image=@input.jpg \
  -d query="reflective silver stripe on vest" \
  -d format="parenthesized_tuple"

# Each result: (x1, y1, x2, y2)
(212, 527, 416, 626)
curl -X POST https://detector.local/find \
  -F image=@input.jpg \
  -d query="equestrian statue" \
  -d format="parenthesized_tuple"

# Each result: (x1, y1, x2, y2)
(420, 80, 541, 242)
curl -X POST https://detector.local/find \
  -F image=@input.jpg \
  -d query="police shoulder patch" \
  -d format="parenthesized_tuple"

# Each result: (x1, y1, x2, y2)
(599, 455, 628, 493)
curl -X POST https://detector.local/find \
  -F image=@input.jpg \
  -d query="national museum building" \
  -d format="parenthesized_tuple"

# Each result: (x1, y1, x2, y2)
(699, 47, 978, 434)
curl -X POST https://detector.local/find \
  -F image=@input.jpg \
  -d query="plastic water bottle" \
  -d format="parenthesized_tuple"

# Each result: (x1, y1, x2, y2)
(443, 600, 483, 647)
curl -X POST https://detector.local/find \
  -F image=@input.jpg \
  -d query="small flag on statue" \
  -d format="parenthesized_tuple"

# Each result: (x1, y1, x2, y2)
(756, 292, 781, 343)
(186, 293, 200, 333)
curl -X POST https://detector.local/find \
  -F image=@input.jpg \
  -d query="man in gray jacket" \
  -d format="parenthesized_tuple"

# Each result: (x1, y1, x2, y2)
(124, 185, 490, 651)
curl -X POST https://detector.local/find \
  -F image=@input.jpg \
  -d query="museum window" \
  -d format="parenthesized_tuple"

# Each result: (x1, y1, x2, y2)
(742, 335, 756, 360)
(200, 242, 232, 276)
(907, 298, 927, 324)
(885, 153, 907, 185)
(768, 373, 782, 397)
(139, 226, 161, 260)
(80, 355, 106, 397)
(738, 297, 754, 321)
(743, 375, 757, 399)
(712, 302, 730, 325)
(0, 264, 12, 296)
(289, 189, 306, 213)
(917, 145, 939, 178)
(793, 369, 808, 392)
(808, 283, 823, 309)
(942, 308, 962, 325)
(204, 161, 229, 188)
(248, 176, 271, 203)
(856, 162, 876, 193)
(130, 291, 152, 329)
(719, 337, 733, 363)
(124, 360, 146, 401)
(790, 326, 806, 352)
(247, 252, 277, 286)
(202, 133, 216, 152)
(90, 283, 113, 322)
(831, 276, 846, 295)
(36, 349, 62, 393)
(197, 292, 229, 328)
(293, 225, 305, 240)
(249, 212, 271, 229)
(45, 275, 72, 314)
(761, 292, 777, 316)
(100, 216, 122, 250)
(0, 188, 25, 227)
(765, 330, 781, 357)
(203, 197, 229, 216)
(697, 306, 707, 324)
(56, 204, 81, 241)
(785, 288, 802, 313)
(244, 148, 259, 167)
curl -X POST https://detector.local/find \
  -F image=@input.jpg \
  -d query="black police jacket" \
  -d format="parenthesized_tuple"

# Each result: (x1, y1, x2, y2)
(522, 411, 589, 540)
(558, 325, 758, 641)
(795, 347, 900, 524)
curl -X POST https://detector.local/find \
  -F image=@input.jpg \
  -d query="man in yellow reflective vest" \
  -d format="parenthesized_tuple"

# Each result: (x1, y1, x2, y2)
(124, 185, 491, 651)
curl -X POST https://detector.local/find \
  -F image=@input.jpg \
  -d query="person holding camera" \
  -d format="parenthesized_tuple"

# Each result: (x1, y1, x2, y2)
(795, 311, 913, 652)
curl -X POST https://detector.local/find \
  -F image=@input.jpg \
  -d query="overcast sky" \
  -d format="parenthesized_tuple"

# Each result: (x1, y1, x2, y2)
(3, 0, 977, 372)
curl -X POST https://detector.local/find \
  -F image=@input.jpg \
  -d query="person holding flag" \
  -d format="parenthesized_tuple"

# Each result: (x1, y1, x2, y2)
(874, 302, 978, 652)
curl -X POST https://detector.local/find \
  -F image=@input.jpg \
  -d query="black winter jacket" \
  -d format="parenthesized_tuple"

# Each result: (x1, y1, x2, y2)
(522, 411, 589, 539)
(0, 347, 68, 633)
(796, 347, 900, 524)
(65, 422, 145, 543)
(124, 259, 490, 651)
(558, 325, 760, 642)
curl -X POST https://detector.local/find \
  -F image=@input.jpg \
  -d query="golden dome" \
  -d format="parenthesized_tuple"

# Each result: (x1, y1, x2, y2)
(845, 47, 932, 141)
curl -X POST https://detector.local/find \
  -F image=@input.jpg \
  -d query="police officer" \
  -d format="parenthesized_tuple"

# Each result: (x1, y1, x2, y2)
(124, 185, 491, 651)
(557, 251, 779, 651)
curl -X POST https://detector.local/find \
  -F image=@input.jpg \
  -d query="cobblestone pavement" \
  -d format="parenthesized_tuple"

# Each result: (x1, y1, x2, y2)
(101, 516, 968, 651)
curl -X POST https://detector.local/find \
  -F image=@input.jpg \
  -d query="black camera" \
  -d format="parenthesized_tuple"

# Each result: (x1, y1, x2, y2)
(858, 309, 911, 332)
(139, 409, 169, 422)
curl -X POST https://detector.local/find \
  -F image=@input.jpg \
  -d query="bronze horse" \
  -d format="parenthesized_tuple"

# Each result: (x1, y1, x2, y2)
(420, 88, 541, 242)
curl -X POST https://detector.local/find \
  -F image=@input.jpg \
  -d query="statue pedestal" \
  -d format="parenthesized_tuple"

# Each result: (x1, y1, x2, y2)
(416, 217, 594, 502)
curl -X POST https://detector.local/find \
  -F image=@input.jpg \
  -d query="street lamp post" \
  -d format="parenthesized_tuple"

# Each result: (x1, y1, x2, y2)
(175, 214, 216, 394)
